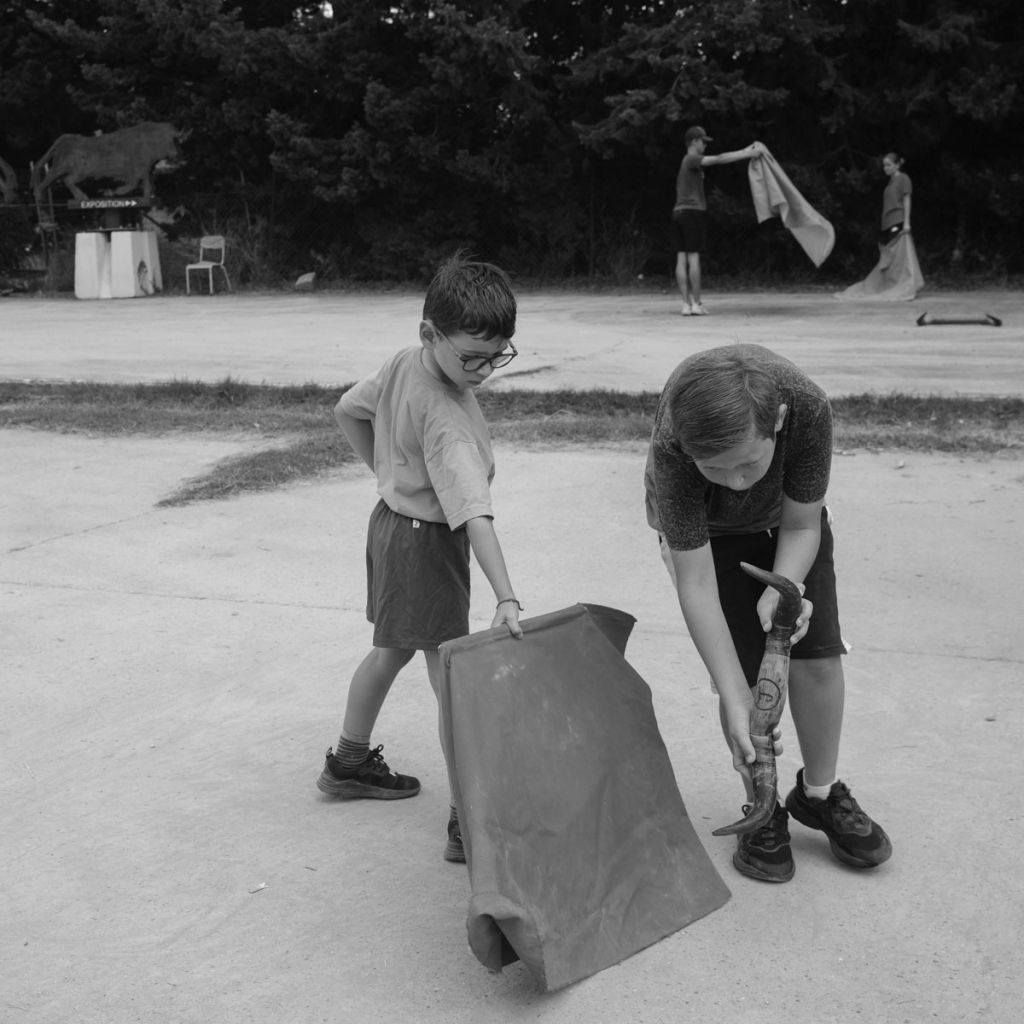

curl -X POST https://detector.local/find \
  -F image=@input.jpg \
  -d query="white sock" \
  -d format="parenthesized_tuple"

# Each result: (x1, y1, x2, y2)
(803, 778, 834, 801)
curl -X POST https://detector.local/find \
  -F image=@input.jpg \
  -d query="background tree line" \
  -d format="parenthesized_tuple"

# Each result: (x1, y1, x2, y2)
(1, 0, 1021, 286)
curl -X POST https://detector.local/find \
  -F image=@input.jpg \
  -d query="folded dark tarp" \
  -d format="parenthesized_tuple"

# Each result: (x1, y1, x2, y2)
(438, 603, 730, 992)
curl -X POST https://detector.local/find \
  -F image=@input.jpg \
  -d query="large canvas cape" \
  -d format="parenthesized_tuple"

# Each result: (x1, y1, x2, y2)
(835, 231, 925, 301)
(748, 147, 835, 267)
(438, 603, 730, 992)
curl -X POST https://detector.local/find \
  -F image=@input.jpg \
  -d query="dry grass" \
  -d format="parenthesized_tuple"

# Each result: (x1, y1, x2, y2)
(2, 379, 1021, 505)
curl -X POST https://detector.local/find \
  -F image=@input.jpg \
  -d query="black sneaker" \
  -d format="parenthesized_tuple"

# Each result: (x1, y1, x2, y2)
(316, 746, 420, 800)
(443, 809, 466, 863)
(785, 768, 892, 868)
(733, 799, 795, 882)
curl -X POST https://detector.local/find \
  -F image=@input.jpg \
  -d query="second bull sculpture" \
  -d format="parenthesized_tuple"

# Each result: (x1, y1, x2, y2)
(0, 154, 17, 203)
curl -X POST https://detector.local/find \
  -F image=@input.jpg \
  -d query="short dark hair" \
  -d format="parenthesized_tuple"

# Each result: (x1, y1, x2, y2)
(668, 348, 780, 459)
(423, 252, 516, 341)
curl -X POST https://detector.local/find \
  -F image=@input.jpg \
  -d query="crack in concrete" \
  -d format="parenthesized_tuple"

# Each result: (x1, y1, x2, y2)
(0, 578, 345, 612)
(6, 511, 158, 553)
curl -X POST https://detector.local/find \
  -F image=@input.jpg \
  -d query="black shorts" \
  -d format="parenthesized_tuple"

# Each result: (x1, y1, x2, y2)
(879, 223, 903, 246)
(710, 508, 846, 689)
(365, 499, 471, 650)
(671, 208, 706, 254)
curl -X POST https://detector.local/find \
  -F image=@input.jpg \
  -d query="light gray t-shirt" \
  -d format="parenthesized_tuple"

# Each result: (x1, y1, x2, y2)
(339, 347, 494, 529)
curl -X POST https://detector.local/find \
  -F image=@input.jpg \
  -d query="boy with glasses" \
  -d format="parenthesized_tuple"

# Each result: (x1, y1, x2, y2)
(317, 253, 522, 863)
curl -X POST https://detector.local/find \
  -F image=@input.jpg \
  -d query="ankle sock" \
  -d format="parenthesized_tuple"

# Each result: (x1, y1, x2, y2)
(803, 778, 835, 801)
(335, 733, 371, 769)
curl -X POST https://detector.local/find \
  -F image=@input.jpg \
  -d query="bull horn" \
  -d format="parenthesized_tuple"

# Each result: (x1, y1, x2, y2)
(737, 562, 802, 624)
(711, 741, 779, 836)
(711, 563, 802, 837)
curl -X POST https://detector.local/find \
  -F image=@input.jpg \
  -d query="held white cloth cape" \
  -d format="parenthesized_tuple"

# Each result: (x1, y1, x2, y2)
(835, 230, 925, 301)
(748, 147, 835, 267)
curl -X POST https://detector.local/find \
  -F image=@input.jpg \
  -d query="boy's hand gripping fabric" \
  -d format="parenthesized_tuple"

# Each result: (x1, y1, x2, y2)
(712, 563, 802, 837)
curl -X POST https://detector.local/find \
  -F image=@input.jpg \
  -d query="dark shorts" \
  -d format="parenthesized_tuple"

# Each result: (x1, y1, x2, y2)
(879, 223, 903, 246)
(365, 499, 470, 650)
(671, 208, 706, 254)
(710, 508, 846, 689)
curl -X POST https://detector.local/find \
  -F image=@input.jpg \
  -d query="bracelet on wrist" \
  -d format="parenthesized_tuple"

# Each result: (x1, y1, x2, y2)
(496, 597, 523, 611)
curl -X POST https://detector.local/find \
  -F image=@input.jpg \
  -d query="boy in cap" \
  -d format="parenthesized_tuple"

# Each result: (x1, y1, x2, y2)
(317, 253, 523, 864)
(646, 343, 892, 882)
(672, 126, 764, 315)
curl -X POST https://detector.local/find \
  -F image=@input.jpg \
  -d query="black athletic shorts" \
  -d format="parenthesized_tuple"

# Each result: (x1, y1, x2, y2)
(671, 208, 707, 254)
(879, 223, 903, 246)
(710, 508, 847, 689)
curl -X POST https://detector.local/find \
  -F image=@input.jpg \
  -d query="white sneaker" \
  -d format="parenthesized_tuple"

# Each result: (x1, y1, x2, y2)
(681, 302, 693, 316)
(691, 302, 709, 316)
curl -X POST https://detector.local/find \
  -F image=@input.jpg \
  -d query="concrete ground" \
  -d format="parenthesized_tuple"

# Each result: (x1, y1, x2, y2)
(2, 286, 1023, 395)
(2, 289, 1022, 1023)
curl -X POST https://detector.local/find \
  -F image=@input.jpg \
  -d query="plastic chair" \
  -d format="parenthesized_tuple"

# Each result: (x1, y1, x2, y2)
(185, 235, 231, 294)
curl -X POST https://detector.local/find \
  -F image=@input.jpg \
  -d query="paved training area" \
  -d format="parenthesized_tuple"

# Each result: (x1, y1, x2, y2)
(2, 290, 1022, 1023)
(2, 287, 1023, 394)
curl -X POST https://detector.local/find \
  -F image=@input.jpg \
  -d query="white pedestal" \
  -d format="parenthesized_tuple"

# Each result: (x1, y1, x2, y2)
(74, 230, 162, 300)
(74, 233, 112, 300)
(111, 231, 162, 296)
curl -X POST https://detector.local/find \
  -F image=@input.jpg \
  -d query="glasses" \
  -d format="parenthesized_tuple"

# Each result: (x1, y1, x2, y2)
(438, 329, 518, 373)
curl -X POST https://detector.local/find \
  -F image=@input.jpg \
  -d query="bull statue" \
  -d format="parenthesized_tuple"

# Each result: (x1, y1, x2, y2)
(31, 122, 183, 202)
(0, 154, 17, 204)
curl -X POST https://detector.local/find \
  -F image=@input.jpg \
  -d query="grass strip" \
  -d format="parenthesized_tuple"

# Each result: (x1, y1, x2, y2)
(2, 379, 1022, 506)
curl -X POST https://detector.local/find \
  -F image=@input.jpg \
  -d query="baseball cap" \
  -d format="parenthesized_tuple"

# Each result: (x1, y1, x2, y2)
(684, 126, 713, 144)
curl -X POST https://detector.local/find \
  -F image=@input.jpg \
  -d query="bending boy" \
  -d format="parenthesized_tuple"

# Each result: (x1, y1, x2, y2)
(317, 254, 523, 864)
(645, 343, 891, 882)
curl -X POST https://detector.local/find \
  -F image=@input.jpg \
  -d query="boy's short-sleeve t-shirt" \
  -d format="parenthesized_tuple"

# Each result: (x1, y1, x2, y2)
(675, 153, 706, 211)
(645, 344, 833, 551)
(339, 347, 494, 530)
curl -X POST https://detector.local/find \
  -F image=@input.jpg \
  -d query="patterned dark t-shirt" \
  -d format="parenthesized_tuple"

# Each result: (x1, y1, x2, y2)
(645, 344, 833, 551)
